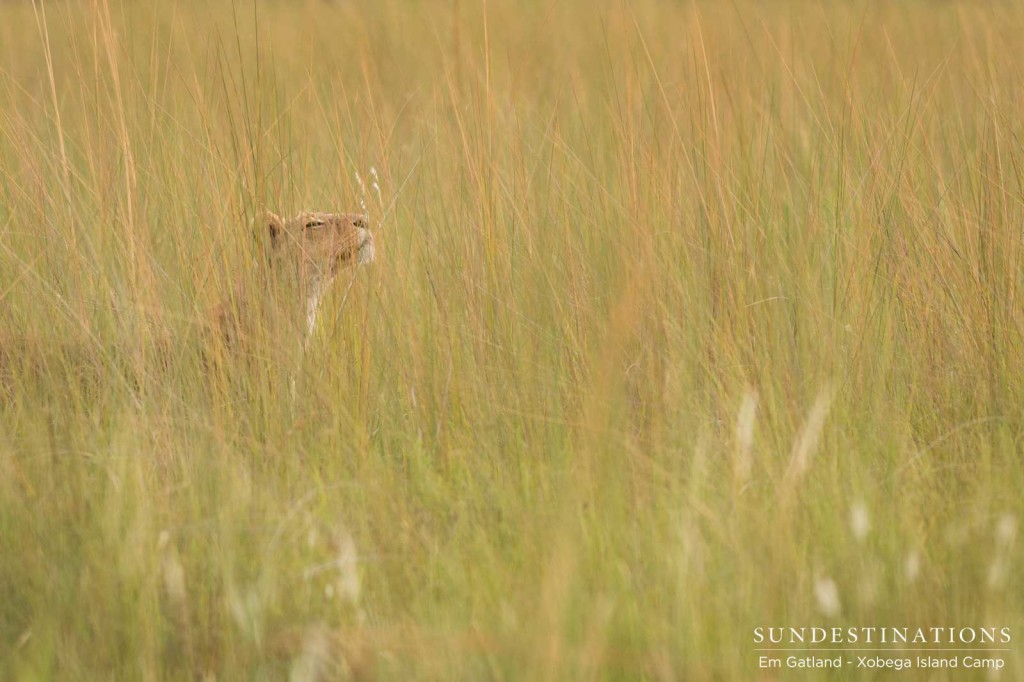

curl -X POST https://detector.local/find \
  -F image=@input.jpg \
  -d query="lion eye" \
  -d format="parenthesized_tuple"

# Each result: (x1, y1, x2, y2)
(305, 220, 325, 229)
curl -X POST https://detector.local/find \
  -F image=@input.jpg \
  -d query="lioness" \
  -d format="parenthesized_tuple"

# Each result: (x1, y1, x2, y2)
(213, 210, 376, 352)
(0, 210, 375, 399)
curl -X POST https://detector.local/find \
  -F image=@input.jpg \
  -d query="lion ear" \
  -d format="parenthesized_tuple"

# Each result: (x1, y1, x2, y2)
(260, 211, 285, 247)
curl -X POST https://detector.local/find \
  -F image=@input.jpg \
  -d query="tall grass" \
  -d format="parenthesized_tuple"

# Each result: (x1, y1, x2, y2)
(0, 0, 1022, 678)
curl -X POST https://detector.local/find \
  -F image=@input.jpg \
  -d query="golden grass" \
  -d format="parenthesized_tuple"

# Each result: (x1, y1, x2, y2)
(0, 0, 1022, 679)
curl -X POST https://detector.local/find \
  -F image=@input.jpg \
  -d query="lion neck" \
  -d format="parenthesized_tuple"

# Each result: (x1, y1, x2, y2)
(258, 255, 336, 345)
(304, 278, 328, 340)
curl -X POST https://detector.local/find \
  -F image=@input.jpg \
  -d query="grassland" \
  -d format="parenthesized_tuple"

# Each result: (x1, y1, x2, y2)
(0, 0, 1022, 679)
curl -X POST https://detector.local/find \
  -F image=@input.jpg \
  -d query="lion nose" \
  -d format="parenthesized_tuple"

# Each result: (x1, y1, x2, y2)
(353, 216, 368, 229)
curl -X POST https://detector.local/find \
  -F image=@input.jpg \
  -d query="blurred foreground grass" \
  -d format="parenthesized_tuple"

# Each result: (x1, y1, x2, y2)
(0, 0, 1022, 679)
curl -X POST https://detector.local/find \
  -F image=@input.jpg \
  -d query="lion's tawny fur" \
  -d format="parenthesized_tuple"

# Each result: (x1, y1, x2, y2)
(212, 210, 376, 349)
